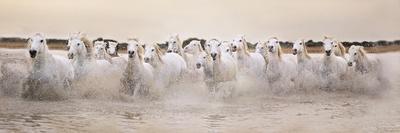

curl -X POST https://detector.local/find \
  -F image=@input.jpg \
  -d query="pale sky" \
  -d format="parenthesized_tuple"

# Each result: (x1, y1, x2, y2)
(0, 0, 399, 42)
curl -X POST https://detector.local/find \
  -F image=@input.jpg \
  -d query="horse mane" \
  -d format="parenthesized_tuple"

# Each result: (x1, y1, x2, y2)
(358, 46, 367, 58)
(269, 37, 282, 60)
(302, 39, 311, 59)
(80, 36, 94, 59)
(197, 41, 204, 52)
(337, 41, 346, 57)
(277, 44, 283, 60)
(155, 44, 164, 64)
(137, 44, 145, 63)
(242, 38, 250, 56)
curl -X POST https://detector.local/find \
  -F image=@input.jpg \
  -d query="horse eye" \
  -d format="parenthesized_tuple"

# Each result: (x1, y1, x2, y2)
(77, 43, 80, 46)
(261, 47, 264, 49)
(152, 49, 155, 52)
(334, 45, 337, 47)
(354, 53, 357, 55)
(203, 56, 206, 59)
(218, 44, 221, 46)
(330, 42, 333, 44)
(207, 44, 210, 47)
(239, 40, 242, 42)
(40, 40, 44, 43)
(173, 41, 176, 43)
(136, 44, 138, 46)
(300, 43, 302, 45)
(267, 41, 269, 43)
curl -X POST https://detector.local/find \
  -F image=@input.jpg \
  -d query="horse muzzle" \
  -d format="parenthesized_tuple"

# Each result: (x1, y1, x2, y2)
(211, 53, 217, 61)
(128, 51, 135, 58)
(29, 50, 37, 58)
(196, 63, 202, 69)
(347, 62, 353, 66)
(232, 46, 237, 52)
(325, 50, 331, 56)
(166, 50, 172, 53)
(268, 46, 273, 52)
(292, 49, 297, 55)
(67, 53, 74, 59)
(144, 57, 150, 63)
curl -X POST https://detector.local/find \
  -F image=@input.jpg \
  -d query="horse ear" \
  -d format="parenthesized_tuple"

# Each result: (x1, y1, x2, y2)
(323, 36, 328, 40)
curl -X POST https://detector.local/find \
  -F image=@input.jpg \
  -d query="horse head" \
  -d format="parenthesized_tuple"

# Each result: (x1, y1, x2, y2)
(67, 33, 86, 59)
(347, 45, 366, 66)
(127, 39, 144, 61)
(166, 34, 182, 54)
(27, 33, 47, 58)
(292, 39, 306, 55)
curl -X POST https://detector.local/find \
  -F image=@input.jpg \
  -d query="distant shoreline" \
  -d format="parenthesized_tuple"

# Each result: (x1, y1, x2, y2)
(1, 37, 399, 53)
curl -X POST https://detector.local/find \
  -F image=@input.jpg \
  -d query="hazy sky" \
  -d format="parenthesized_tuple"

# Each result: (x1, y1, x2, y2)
(0, 0, 399, 42)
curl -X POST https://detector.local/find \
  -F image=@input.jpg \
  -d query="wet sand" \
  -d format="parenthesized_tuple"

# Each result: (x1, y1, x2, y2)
(0, 48, 399, 133)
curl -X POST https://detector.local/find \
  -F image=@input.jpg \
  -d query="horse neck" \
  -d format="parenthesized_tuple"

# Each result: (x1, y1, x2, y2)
(203, 60, 214, 78)
(236, 48, 247, 60)
(297, 51, 310, 63)
(268, 52, 280, 62)
(126, 57, 143, 73)
(31, 52, 51, 70)
(149, 56, 163, 70)
(74, 51, 89, 66)
(355, 55, 369, 71)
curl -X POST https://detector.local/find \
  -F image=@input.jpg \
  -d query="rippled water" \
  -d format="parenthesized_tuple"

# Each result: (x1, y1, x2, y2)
(0, 48, 399, 132)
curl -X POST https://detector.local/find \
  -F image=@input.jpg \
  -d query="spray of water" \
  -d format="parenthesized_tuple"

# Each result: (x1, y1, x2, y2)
(0, 49, 396, 101)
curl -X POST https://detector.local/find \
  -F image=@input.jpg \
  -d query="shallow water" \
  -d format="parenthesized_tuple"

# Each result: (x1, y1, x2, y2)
(0, 48, 399, 133)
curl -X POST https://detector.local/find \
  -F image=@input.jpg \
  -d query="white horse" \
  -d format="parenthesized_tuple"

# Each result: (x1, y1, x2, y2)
(23, 33, 74, 100)
(144, 43, 187, 88)
(347, 45, 381, 74)
(183, 40, 205, 81)
(93, 40, 112, 62)
(196, 39, 237, 94)
(166, 34, 191, 63)
(292, 39, 320, 90)
(120, 39, 154, 96)
(320, 36, 348, 89)
(105, 40, 127, 69)
(266, 37, 296, 83)
(321, 36, 347, 58)
(292, 39, 321, 72)
(231, 35, 265, 77)
(220, 41, 235, 58)
(67, 33, 111, 79)
(181, 40, 202, 70)
(255, 40, 269, 68)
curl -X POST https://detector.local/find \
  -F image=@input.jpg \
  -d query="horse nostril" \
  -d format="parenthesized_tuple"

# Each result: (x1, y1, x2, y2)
(167, 50, 172, 53)
(196, 63, 201, 69)
(292, 49, 297, 55)
(348, 62, 353, 66)
(211, 53, 217, 60)
(67, 53, 74, 59)
(325, 50, 331, 56)
(29, 50, 37, 58)
(144, 57, 150, 62)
